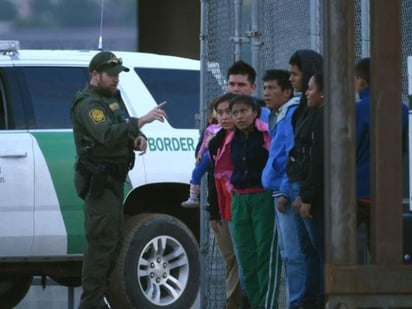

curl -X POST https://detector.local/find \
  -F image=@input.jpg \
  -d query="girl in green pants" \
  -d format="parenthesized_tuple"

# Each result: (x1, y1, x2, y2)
(228, 95, 282, 309)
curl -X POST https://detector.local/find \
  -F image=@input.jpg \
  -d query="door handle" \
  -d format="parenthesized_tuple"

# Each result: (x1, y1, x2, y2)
(0, 152, 28, 158)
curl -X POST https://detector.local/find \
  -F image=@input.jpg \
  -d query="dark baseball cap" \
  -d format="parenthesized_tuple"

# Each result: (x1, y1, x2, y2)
(89, 51, 130, 75)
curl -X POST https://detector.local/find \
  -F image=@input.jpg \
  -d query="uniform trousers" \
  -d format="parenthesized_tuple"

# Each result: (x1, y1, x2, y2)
(231, 191, 282, 309)
(211, 220, 243, 309)
(78, 175, 123, 309)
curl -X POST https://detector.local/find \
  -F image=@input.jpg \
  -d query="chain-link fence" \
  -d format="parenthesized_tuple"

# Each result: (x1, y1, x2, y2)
(200, 0, 412, 308)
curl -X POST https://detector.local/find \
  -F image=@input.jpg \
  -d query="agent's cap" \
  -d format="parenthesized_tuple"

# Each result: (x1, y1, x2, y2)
(89, 51, 129, 75)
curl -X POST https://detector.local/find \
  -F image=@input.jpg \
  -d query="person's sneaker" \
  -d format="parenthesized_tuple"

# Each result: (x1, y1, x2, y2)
(181, 197, 199, 208)
(101, 296, 111, 308)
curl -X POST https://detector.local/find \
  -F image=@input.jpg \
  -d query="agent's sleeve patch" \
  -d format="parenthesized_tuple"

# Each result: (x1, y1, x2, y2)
(89, 109, 106, 124)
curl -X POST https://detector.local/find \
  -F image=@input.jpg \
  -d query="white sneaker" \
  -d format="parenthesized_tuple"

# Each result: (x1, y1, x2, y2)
(181, 197, 199, 208)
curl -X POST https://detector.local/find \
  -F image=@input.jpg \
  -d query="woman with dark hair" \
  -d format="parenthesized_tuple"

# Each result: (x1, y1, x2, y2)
(287, 70, 325, 309)
(207, 92, 244, 309)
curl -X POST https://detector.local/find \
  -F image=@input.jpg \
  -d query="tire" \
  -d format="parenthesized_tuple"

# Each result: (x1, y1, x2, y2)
(106, 214, 200, 309)
(0, 275, 33, 309)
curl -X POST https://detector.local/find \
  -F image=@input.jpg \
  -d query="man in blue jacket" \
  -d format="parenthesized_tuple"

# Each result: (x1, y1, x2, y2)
(261, 69, 302, 309)
(355, 57, 408, 259)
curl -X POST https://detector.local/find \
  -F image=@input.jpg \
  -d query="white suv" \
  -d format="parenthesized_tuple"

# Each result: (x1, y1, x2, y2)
(0, 41, 204, 308)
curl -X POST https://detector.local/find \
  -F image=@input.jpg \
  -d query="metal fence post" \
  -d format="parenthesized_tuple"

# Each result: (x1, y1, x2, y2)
(250, 0, 263, 97)
(323, 0, 357, 304)
(68, 286, 74, 309)
(234, 0, 243, 61)
(360, 0, 370, 58)
(310, 0, 321, 52)
(199, 1, 210, 308)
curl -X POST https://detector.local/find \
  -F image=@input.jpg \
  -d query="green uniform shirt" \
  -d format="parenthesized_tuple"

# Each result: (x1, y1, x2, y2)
(71, 85, 142, 165)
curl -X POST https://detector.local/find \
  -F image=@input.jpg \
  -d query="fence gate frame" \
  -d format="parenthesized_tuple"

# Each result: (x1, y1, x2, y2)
(199, 0, 412, 307)
(324, 0, 412, 307)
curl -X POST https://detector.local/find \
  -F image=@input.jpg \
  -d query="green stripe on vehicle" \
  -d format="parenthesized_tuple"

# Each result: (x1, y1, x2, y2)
(32, 132, 85, 254)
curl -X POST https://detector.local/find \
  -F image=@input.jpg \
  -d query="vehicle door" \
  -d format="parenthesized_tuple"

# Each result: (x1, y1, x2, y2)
(11, 65, 89, 255)
(0, 68, 35, 256)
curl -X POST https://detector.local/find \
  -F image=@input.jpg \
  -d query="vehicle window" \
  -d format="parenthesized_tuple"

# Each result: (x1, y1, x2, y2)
(0, 68, 27, 129)
(135, 68, 200, 129)
(22, 67, 89, 129)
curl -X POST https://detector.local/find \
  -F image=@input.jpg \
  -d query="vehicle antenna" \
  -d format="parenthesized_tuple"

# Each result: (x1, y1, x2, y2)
(98, 0, 104, 50)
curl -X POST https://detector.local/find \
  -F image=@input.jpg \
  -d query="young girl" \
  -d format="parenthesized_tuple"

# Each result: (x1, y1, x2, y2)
(181, 101, 221, 208)
(228, 95, 281, 308)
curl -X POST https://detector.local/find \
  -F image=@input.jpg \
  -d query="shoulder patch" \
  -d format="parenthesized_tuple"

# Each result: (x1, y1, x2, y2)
(109, 102, 120, 111)
(89, 109, 106, 124)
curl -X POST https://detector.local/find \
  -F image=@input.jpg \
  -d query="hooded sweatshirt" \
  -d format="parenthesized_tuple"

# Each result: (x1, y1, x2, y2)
(286, 50, 323, 184)
(290, 49, 323, 130)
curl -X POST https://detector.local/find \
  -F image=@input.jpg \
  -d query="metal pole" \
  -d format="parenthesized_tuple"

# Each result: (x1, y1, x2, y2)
(361, 0, 370, 57)
(323, 0, 356, 302)
(250, 0, 262, 97)
(323, 0, 357, 267)
(310, 0, 321, 52)
(234, 0, 243, 61)
(370, 0, 402, 265)
(408, 57, 412, 212)
(199, 1, 210, 308)
(136, 0, 139, 51)
(68, 287, 74, 309)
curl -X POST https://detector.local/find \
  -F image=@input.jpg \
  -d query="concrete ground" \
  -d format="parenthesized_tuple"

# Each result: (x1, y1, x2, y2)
(15, 277, 200, 309)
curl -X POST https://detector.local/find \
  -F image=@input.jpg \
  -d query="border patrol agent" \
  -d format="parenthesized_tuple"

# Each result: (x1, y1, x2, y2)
(71, 51, 165, 309)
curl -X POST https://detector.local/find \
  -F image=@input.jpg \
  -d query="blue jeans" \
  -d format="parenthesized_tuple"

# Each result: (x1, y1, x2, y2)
(289, 181, 324, 307)
(191, 150, 210, 185)
(274, 196, 306, 308)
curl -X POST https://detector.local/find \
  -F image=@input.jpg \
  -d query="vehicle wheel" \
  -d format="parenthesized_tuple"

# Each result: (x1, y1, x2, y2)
(106, 213, 200, 309)
(0, 275, 33, 309)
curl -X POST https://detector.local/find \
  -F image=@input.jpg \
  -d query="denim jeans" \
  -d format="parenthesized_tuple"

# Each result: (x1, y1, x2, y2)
(274, 196, 306, 308)
(289, 181, 324, 307)
(191, 150, 210, 185)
